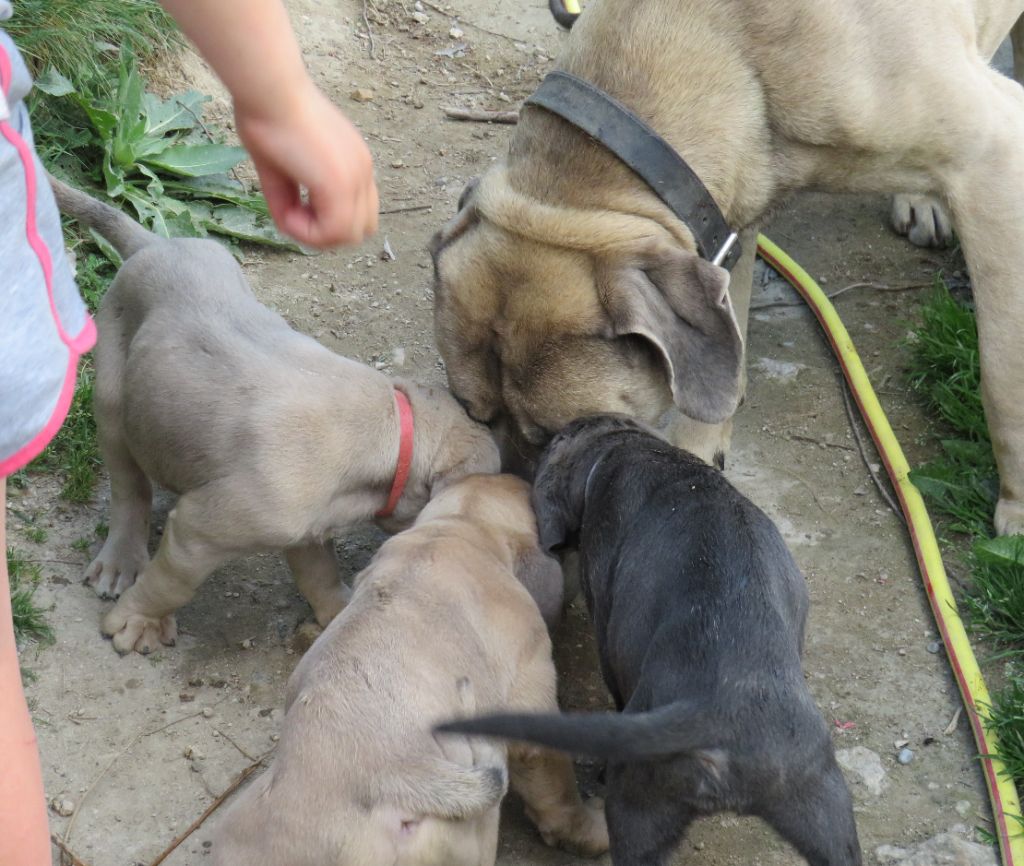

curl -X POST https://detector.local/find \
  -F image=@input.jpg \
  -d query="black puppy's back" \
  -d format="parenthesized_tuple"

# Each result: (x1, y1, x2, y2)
(440, 417, 860, 866)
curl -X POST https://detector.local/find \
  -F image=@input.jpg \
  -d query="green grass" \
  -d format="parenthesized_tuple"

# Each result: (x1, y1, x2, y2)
(906, 280, 1024, 801)
(984, 672, 1024, 791)
(25, 527, 47, 545)
(6, 547, 53, 647)
(3, 0, 178, 83)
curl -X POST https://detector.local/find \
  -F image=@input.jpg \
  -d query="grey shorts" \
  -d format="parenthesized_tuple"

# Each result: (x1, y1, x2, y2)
(0, 26, 95, 477)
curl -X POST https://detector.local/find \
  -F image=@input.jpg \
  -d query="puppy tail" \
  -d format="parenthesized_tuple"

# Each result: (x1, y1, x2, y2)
(384, 757, 508, 820)
(47, 173, 155, 259)
(436, 702, 706, 760)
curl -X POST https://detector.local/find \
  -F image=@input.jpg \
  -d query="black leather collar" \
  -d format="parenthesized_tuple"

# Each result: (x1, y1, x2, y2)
(523, 70, 741, 271)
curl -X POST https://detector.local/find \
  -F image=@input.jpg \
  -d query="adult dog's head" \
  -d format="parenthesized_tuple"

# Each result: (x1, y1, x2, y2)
(430, 166, 744, 465)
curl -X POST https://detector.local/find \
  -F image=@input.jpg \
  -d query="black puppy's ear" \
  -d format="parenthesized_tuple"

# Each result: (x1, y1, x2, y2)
(513, 547, 565, 629)
(530, 482, 575, 553)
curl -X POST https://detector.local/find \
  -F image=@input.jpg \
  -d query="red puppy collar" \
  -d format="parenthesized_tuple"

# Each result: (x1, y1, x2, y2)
(376, 388, 414, 518)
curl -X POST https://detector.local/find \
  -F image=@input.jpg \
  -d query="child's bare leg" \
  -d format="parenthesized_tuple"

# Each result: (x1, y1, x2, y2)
(0, 481, 51, 866)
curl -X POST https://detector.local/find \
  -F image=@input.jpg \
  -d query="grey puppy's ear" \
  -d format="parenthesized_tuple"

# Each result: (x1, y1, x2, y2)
(599, 248, 743, 424)
(513, 546, 565, 629)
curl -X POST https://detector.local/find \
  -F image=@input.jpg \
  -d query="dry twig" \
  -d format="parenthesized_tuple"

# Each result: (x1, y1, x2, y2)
(362, 0, 377, 58)
(64, 708, 212, 847)
(840, 381, 906, 523)
(379, 203, 433, 215)
(417, 0, 519, 41)
(52, 835, 91, 866)
(443, 107, 519, 124)
(147, 748, 275, 866)
(751, 280, 931, 310)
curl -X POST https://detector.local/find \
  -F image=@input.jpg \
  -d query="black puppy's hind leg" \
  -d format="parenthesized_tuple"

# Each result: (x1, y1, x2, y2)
(760, 762, 862, 866)
(605, 766, 696, 866)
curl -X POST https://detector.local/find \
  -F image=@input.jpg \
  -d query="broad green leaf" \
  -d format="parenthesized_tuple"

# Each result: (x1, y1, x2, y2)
(137, 164, 165, 198)
(88, 229, 124, 268)
(163, 175, 270, 214)
(76, 97, 118, 140)
(143, 91, 209, 138)
(202, 204, 303, 251)
(34, 68, 75, 97)
(975, 536, 1024, 568)
(117, 54, 145, 126)
(102, 147, 126, 198)
(142, 143, 248, 178)
(121, 186, 170, 238)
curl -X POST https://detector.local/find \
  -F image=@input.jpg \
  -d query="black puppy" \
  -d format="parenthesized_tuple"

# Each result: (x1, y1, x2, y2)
(438, 415, 861, 866)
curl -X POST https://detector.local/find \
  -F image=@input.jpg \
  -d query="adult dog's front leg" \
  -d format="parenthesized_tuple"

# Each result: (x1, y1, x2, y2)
(946, 71, 1024, 535)
(102, 492, 234, 653)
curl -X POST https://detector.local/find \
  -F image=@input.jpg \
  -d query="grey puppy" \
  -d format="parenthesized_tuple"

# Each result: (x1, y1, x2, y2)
(212, 475, 607, 866)
(50, 177, 499, 655)
(439, 415, 860, 866)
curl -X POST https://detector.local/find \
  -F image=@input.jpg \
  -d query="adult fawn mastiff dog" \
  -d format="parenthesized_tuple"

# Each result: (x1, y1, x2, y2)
(430, 0, 1024, 535)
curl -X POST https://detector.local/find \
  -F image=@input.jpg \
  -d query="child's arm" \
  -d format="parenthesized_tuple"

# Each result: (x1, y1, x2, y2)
(0, 483, 51, 866)
(160, 0, 379, 248)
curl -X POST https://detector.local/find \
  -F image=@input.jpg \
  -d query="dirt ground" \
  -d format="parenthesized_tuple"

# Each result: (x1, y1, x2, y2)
(8, 1, 1013, 864)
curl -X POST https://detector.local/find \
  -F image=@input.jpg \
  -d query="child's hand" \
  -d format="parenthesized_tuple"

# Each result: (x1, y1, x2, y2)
(235, 84, 379, 249)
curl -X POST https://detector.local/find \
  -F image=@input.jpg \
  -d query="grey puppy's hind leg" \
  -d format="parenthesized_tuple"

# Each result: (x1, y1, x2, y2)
(84, 307, 153, 599)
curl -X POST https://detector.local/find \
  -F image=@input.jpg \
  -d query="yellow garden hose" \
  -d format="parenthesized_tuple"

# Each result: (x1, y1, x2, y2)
(756, 235, 1024, 865)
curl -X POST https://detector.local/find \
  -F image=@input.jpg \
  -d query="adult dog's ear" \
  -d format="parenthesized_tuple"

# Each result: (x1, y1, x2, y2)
(599, 247, 743, 424)
(513, 546, 565, 629)
(428, 177, 480, 259)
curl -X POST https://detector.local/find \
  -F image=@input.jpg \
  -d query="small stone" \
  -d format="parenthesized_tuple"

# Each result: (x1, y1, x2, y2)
(350, 88, 376, 103)
(202, 707, 214, 719)
(897, 648, 907, 656)
(956, 800, 972, 817)
(926, 641, 941, 654)
(391, 159, 405, 169)
(184, 746, 205, 760)
(391, 347, 406, 367)
(448, 26, 464, 38)
(51, 797, 76, 817)
(894, 739, 909, 750)
(412, 10, 428, 23)
(897, 747, 914, 764)
(240, 638, 254, 650)
(876, 830, 997, 865)
(270, 733, 280, 742)
(836, 746, 888, 796)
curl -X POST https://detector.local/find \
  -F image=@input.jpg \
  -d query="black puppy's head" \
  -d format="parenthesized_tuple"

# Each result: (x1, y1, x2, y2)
(531, 414, 660, 551)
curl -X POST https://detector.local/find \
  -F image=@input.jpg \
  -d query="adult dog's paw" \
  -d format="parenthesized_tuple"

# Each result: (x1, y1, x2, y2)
(995, 497, 1024, 537)
(84, 538, 150, 599)
(891, 194, 953, 248)
(102, 605, 177, 655)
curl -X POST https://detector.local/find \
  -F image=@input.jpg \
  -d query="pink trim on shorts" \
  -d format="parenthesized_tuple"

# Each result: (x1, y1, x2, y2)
(0, 41, 97, 477)
(0, 344, 90, 478)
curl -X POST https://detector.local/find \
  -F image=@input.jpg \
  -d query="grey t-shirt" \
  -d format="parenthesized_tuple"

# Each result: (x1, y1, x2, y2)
(1, 3, 95, 475)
